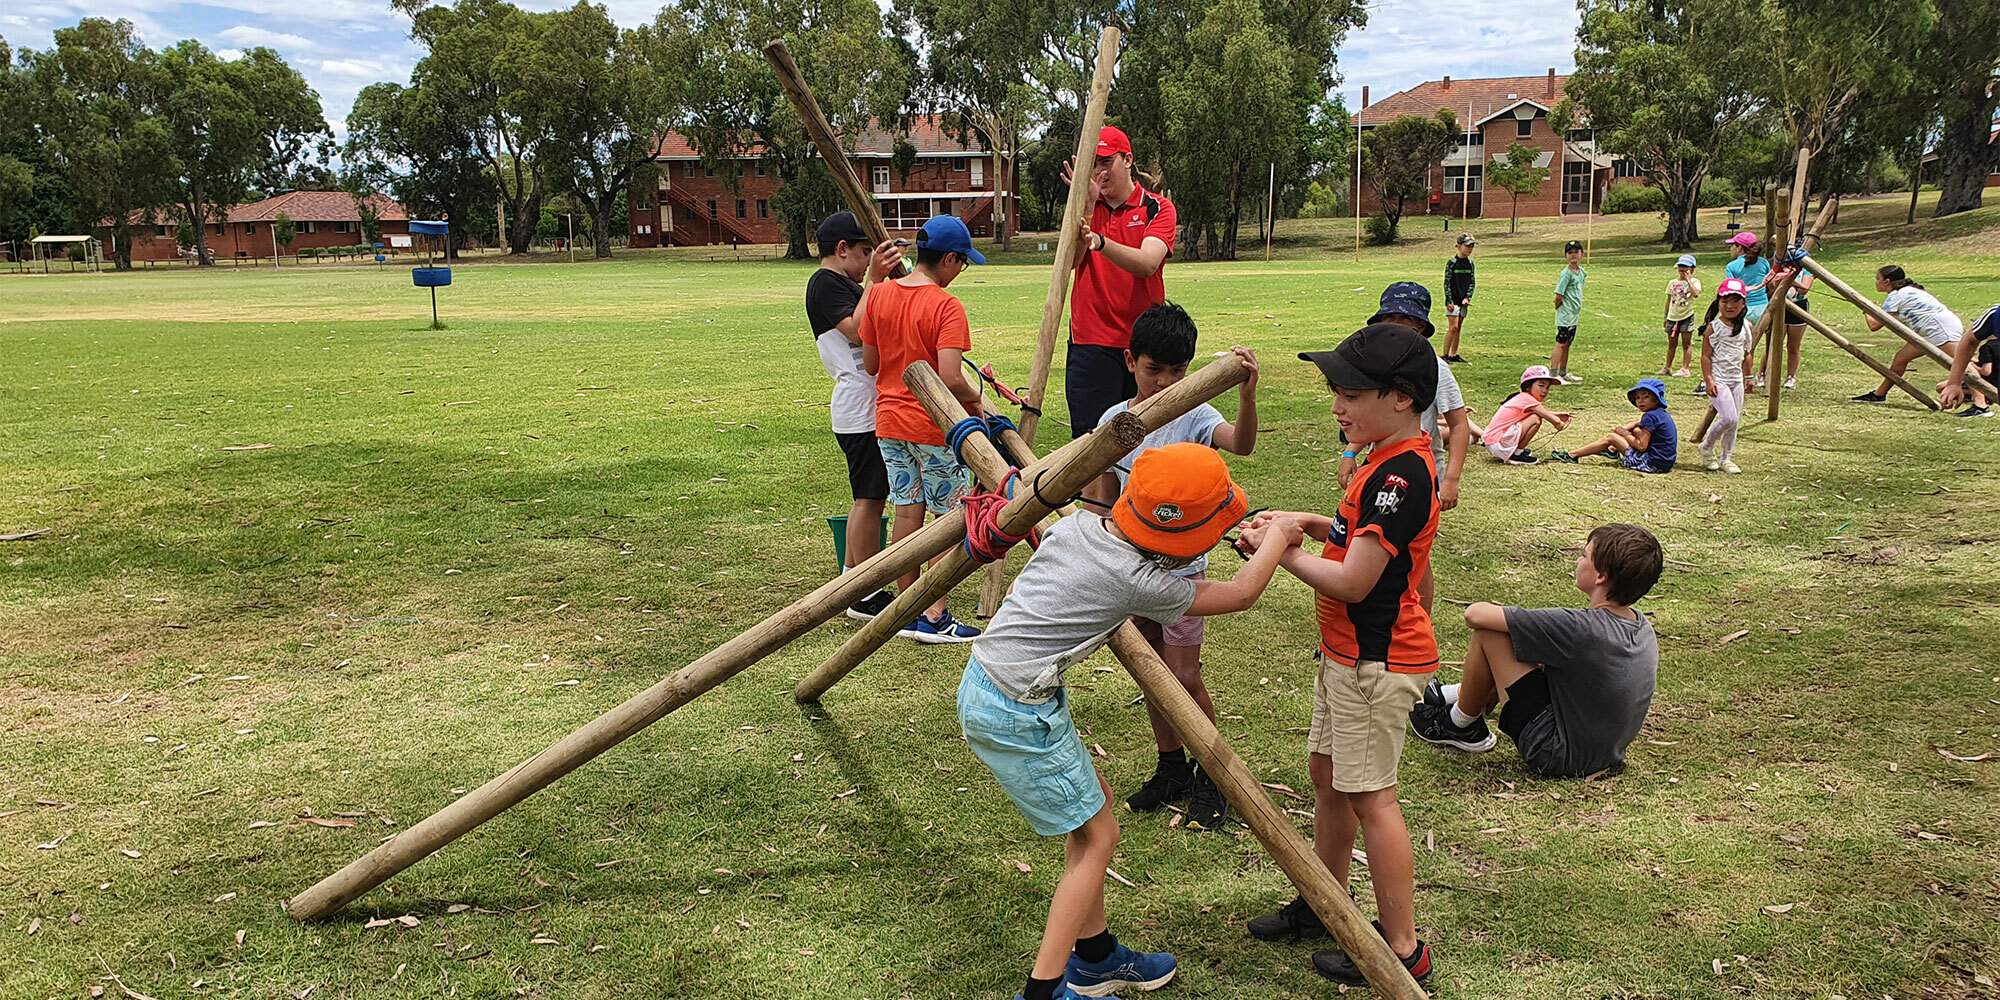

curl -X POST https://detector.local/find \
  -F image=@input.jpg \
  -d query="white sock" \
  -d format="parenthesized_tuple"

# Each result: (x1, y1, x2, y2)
(1440, 683, 1461, 704)
(1449, 703, 1480, 729)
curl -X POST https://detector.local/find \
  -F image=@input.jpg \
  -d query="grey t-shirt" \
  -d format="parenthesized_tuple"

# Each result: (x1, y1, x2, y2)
(1504, 605, 1659, 775)
(1421, 358, 1465, 473)
(972, 513, 1197, 703)
(1097, 399, 1227, 577)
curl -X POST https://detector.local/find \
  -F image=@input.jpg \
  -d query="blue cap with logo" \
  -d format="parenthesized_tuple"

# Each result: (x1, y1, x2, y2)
(1369, 281, 1434, 337)
(916, 216, 985, 264)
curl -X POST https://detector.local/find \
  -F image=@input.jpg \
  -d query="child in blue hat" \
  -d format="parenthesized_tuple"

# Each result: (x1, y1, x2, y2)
(1552, 379, 1677, 473)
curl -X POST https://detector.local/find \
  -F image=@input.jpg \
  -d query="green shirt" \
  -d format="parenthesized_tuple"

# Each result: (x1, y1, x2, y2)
(1555, 265, 1586, 328)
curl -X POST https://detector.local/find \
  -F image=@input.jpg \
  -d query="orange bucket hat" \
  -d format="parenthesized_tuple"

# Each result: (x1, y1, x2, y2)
(1112, 442, 1249, 559)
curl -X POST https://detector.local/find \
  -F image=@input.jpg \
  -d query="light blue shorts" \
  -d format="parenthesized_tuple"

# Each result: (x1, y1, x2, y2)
(957, 659, 1105, 836)
(877, 437, 970, 515)
(1745, 301, 1768, 328)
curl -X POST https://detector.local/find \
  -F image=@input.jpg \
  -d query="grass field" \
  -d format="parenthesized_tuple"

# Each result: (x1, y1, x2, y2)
(4, 194, 1998, 1000)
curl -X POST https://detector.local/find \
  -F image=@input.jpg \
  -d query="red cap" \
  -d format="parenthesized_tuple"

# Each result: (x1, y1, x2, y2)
(1094, 125, 1132, 158)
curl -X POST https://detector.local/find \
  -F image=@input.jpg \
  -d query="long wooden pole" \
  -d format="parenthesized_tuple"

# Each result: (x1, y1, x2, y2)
(1017, 25, 1121, 449)
(1759, 191, 1793, 419)
(1788, 302, 1937, 408)
(907, 365, 1429, 1000)
(796, 354, 1253, 703)
(763, 40, 890, 250)
(1796, 256, 1999, 399)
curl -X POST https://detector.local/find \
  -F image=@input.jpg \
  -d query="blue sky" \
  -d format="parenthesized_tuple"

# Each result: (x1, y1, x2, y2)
(3, 0, 1578, 145)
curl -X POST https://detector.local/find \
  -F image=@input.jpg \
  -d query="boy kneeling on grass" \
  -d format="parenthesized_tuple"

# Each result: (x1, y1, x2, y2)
(959, 443, 1303, 1000)
(1409, 524, 1663, 780)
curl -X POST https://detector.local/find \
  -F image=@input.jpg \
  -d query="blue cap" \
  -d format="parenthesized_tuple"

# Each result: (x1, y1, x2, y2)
(1676, 254, 1697, 268)
(916, 216, 985, 264)
(1369, 281, 1434, 337)
(1628, 378, 1668, 409)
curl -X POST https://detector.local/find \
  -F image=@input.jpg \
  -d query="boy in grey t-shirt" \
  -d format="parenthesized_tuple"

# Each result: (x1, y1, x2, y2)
(959, 444, 1301, 1000)
(1409, 524, 1664, 778)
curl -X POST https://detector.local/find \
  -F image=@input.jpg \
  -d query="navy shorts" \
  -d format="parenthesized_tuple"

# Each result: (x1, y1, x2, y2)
(1065, 342, 1137, 440)
(1498, 670, 1567, 776)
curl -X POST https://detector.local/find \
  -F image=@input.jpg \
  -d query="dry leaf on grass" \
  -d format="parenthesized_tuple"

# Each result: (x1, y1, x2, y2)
(234, 929, 246, 947)
(446, 904, 470, 914)
(1106, 868, 1136, 888)
(36, 831, 71, 850)
(1719, 629, 1751, 645)
(530, 935, 560, 945)
(212, 892, 236, 904)
(220, 443, 273, 452)
(1762, 903, 1796, 915)
(1934, 748, 1991, 763)
(247, 821, 276, 830)
(1013, 861, 1032, 873)
(118, 849, 141, 859)
(396, 915, 420, 928)
(26, 917, 41, 935)
(301, 818, 355, 829)
(1711, 958, 1725, 975)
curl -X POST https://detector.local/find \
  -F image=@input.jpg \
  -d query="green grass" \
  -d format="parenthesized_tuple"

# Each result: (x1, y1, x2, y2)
(3, 193, 1998, 1000)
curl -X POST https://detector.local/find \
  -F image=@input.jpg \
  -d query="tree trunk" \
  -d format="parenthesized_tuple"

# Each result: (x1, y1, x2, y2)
(114, 225, 134, 270)
(189, 187, 212, 266)
(1662, 175, 1700, 250)
(1509, 191, 1519, 234)
(1220, 166, 1241, 260)
(507, 175, 542, 255)
(1907, 156, 1922, 224)
(591, 193, 614, 259)
(1933, 77, 2000, 217)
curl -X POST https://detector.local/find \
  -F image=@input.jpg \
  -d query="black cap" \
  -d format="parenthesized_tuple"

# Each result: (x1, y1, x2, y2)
(1369, 281, 1434, 337)
(815, 211, 869, 252)
(1563, 239, 1584, 253)
(1298, 323, 1438, 409)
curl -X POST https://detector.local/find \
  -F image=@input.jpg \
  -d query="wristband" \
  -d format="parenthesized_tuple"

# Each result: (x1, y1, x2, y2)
(1341, 450, 1358, 459)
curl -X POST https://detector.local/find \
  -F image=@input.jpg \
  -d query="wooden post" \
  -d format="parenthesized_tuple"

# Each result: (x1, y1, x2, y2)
(763, 40, 891, 250)
(1788, 302, 1937, 409)
(1017, 25, 1121, 449)
(910, 364, 1429, 1000)
(1795, 256, 1999, 400)
(795, 354, 1253, 703)
(287, 416, 1139, 919)
(1760, 191, 1792, 419)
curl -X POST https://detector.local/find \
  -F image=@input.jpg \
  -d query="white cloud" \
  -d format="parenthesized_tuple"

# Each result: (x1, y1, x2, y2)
(217, 23, 316, 50)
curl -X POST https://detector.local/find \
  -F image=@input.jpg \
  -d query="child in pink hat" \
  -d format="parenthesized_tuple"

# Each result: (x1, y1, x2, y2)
(1698, 278, 1755, 473)
(1483, 366, 1571, 465)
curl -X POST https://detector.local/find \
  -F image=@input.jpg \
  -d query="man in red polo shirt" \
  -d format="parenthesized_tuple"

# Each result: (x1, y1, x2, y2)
(1065, 124, 1177, 439)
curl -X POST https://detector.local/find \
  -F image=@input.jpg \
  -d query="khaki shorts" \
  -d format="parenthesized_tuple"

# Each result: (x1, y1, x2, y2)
(1308, 657, 1435, 793)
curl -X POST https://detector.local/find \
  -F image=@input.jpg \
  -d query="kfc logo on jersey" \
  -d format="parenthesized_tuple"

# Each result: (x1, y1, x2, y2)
(1383, 473, 1410, 490)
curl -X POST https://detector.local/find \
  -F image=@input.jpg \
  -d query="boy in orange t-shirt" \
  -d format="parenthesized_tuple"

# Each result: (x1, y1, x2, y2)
(859, 215, 989, 643)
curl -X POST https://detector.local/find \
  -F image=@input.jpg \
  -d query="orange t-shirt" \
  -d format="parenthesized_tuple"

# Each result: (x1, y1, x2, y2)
(1315, 434, 1440, 673)
(859, 278, 972, 446)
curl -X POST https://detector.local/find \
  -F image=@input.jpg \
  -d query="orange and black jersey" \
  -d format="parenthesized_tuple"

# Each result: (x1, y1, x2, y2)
(1315, 434, 1440, 673)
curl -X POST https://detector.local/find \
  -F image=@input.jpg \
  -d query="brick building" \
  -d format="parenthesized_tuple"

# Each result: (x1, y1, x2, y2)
(1354, 70, 1639, 221)
(628, 116, 1018, 247)
(109, 192, 410, 263)
(1920, 126, 2000, 189)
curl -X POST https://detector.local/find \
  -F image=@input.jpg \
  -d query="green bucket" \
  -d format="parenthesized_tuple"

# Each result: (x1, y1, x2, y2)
(827, 515, 892, 575)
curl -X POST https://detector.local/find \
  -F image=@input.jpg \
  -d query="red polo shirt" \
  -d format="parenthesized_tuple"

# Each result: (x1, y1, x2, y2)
(1069, 183, 1176, 349)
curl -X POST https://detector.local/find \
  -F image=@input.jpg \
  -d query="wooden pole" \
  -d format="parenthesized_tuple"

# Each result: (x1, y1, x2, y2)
(1759, 191, 1792, 419)
(288, 424, 1135, 919)
(763, 40, 891, 251)
(1795, 256, 1999, 399)
(795, 390, 1145, 703)
(1788, 302, 1937, 409)
(911, 365, 1429, 1000)
(1017, 25, 1121, 449)
(1265, 161, 1276, 261)
(795, 354, 1253, 703)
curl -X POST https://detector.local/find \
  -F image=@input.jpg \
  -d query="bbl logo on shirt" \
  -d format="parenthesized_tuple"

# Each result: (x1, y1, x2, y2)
(1374, 473, 1409, 514)
(1152, 502, 1184, 524)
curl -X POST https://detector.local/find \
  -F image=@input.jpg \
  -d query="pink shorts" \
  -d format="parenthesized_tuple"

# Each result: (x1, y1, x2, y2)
(1159, 570, 1206, 647)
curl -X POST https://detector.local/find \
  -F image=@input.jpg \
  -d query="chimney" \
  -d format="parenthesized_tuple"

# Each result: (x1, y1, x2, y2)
(1441, 75, 1451, 90)
(1361, 85, 1370, 109)
(1547, 68, 1556, 98)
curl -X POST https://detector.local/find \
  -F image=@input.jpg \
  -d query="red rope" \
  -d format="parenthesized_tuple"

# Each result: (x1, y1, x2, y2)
(963, 469, 1039, 564)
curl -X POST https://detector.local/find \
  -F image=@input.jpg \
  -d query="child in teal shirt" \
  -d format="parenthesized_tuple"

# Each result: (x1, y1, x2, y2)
(1551, 239, 1586, 384)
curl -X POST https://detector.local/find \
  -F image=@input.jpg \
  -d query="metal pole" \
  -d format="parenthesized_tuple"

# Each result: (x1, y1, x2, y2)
(567, 213, 575, 263)
(1353, 106, 1362, 262)
(1265, 161, 1275, 261)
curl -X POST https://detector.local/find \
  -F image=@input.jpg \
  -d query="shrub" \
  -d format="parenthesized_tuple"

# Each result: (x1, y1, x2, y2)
(1698, 178, 1744, 208)
(1364, 213, 1397, 246)
(1602, 183, 1665, 215)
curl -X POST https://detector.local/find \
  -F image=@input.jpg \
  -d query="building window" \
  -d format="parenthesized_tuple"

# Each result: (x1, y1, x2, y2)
(704, 164, 714, 177)
(735, 199, 746, 219)
(155, 225, 170, 237)
(1567, 129, 1594, 143)
(212, 222, 225, 235)
(334, 221, 355, 234)
(756, 199, 769, 219)
(685, 161, 697, 177)
(707, 199, 718, 219)
(1613, 159, 1643, 178)
(1516, 116, 1533, 138)
(243, 222, 257, 235)
(952, 157, 968, 171)
(1562, 160, 1593, 203)
(1459, 129, 1484, 147)
(1443, 166, 1483, 193)
(297, 221, 315, 235)
(872, 165, 890, 190)
(755, 160, 766, 177)
(934, 198, 956, 217)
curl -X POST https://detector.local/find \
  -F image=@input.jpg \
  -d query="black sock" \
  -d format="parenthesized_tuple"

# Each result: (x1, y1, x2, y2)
(1023, 974, 1062, 1000)
(1157, 749, 1189, 775)
(1075, 929, 1117, 964)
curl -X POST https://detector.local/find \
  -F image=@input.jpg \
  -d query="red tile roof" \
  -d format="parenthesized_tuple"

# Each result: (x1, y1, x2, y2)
(227, 191, 408, 223)
(653, 115, 990, 159)
(1359, 73, 1568, 127)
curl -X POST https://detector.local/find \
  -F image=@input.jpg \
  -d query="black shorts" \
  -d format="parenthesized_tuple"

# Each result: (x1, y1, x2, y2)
(1497, 671, 1568, 777)
(835, 431, 888, 501)
(1555, 325, 1578, 345)
(1788, 297, 1809, 318)
(1065, 341, 1137, 440)
(1665, 317, 1693, 335)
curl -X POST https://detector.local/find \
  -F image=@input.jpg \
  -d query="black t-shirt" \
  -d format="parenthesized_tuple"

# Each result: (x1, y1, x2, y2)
(805, 267, 863, 338)
(1978, 337, 2000, 369)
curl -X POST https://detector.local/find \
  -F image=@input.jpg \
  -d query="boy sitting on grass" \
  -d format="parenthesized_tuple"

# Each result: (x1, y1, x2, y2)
(1240, 323, 1440, 987)
(1409, 524, 1663, 780)
(1081, 302, 1260, 831)
(959, 444, 1303, 1000)
(1552, 378, 1678, 473)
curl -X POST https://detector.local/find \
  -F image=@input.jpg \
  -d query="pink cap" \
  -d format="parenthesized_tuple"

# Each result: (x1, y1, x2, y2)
(1716, 277, 1748, 298)
(1726, 231, 1760, 248)
(1518, 364, 1558, 392)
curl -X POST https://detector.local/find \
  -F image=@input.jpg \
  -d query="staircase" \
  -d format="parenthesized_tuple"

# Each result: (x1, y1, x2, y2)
(664, 185, 758, 246)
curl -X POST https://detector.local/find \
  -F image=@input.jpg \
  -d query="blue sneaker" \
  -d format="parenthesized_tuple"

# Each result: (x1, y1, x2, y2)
(1011, 985, 1102, 1000)
(898, 609, 981, 644)
(1065, 943, 1177, 996)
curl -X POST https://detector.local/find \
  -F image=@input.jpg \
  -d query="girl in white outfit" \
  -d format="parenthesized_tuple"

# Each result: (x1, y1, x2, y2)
(1851, 265, 1963, 403)
(1700, 279, 1753, 474)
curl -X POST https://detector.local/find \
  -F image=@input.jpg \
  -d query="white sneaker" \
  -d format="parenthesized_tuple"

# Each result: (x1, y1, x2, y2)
(1690, 380, 1707, 395)
(1561, 373, 1584, 385)
(1705, 459, 1721, 472)
(1783, 376, 1797, 390)
(1721, 460, 1742, 475)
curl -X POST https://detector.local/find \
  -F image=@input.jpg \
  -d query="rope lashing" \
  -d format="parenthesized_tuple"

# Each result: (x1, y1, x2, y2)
(984, 413, 1033, 466)
(963, 357, 1041, 417)
(962, 469, 1039, 563)
(945, 416, 988, 469)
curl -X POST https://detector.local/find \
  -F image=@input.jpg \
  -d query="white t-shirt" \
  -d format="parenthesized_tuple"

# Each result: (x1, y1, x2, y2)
(1883, 286, 1964, 347)
(971, 513, 1198, 703)
(1421, 358, 1464, 473)
(1097, 398, 1227, 577)
(1705, 317, 1752, 384)
(815, 332, 875, 434)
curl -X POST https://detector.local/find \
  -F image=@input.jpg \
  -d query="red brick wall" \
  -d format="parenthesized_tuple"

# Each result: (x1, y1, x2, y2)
(1354, 108, 1584, 220)
(112, 219, 413, 261)
(637, 154, 1018, 247)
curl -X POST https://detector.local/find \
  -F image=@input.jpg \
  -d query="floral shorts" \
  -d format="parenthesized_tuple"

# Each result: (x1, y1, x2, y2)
(877, 437, 970, 515)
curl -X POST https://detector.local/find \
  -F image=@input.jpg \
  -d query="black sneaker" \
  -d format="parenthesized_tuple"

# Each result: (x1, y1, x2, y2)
(1551, 449, 1578, 464)
(1185, 765, 1229, 831)
(1312, 921, 1434, 987)
(1955, 405, 1993, 418)
(1420, 677, 1446, 712)
(1850, 391, 1887, 403)
(1409, 701, 1497, 752)
(843, 589, 895, 622)
(1125, 763, 1192, 813)
(1247, 895, 1328, 942)
(1506, 449, 1539, 465)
